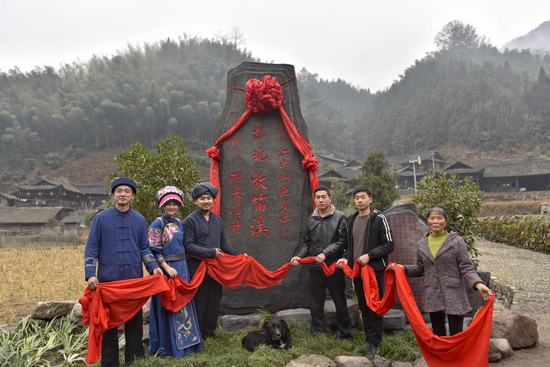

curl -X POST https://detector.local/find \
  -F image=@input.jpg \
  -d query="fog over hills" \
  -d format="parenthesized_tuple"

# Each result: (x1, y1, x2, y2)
(502, 20, 550, 54)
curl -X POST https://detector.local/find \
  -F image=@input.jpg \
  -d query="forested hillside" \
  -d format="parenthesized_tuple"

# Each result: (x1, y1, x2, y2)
(350, 21, 550, 158)
(0, 35, 366, 187)
(1, 21, 550, 189)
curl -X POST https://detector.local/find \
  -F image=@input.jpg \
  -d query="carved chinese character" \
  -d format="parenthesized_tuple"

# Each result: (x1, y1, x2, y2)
(279, 159, 290, 168)
(232, 185, 244, 201)
(228, 169, 244, 183)
(252, 192, 268, 212)
(231, 135, 240, 153)
(278, 147, 291, 158)
(279, 186, 291, 197)
(252, 125, 267, 140)
(278, 211, 292, 226)
(231, 202, 242, 218)
(251, 171, 269, 190)
(278, 171, 290, 182)
(251, 214, 269, 237)
(253, 147, 268, 161)
(231, 219, 241, 234)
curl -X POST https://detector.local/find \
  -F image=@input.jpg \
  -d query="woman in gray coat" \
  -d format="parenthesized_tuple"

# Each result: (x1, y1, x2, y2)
(391, 207, 492, 336)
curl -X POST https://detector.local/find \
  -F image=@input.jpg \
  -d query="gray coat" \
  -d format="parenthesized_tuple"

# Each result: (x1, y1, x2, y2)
(403, 231, 482, 315)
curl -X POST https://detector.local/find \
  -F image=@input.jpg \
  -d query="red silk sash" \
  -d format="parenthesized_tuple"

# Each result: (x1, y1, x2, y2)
(80, 256, 492, 366)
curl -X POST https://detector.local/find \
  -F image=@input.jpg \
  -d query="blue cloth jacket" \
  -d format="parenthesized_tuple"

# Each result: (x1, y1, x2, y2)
(84, 206, 158, 282)
(183, 210, 239, 276)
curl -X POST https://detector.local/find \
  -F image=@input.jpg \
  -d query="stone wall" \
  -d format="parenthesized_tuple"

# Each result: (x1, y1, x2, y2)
(478, 216, 550, 254)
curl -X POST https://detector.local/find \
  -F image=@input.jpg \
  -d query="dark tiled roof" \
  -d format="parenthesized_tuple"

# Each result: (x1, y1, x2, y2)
(318, 169, 359, 181)
(73, 184, 109, 195)
(0, 208, 63, 224)
(60, 214, 86, 224)
(0, 193, 16, 200)
(483, 160, 550, 178)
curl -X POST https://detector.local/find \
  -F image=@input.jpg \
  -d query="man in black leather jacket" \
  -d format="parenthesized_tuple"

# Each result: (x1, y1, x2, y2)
(337, 185, 394, 359)
(291, 185, 352, 339)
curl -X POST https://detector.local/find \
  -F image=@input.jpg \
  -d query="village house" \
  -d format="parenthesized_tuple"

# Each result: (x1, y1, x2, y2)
(11, 178, 109, 209)
(0, 207, 73, 235)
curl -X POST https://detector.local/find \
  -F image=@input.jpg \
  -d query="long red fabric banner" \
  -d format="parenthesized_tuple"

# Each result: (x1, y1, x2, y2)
(80, 255, 493, 366)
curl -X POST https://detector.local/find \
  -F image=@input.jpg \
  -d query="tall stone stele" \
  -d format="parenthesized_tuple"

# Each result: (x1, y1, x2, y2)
(213, 62, 313, 314)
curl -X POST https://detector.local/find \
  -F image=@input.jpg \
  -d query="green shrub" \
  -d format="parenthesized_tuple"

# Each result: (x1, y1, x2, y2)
(413, 171, 484, 262)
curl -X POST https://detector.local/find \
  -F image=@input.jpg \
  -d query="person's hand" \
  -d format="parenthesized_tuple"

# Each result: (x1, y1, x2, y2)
(315, 253, 326, 263)
(388, 264, 403, 271)
(215, 248, 225, 257)
(165, 266, 178, 278)
(152, 268, 163, 276)
(476, 283, 493, 300)
(87, 277, 98, 290)
(336, 258, 347, 269)
(290, 256, 301, 266)
(357, 254, 370, 266)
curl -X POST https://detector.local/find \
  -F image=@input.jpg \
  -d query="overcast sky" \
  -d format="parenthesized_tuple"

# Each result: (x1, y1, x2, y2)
(1, 0, 549, 91)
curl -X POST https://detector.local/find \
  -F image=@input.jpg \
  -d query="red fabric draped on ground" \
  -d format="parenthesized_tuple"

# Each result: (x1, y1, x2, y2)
(81, 255, 492, 366)
(326, 261, 494, 367)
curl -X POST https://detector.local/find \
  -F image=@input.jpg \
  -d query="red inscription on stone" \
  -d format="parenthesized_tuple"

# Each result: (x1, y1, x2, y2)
(231, 135, 240, 153)
(251, 214, 269, 237)
(278, 171, 290, 182)
(251, 171, 269, 190)
(252, 125, 267, 140)
(279, 159, 290, 168)
(279, 199, 288, 212)
(278, 148, 291, 158)
(252, 192, 268, 212)
(279, 136, 289, 142)
(231, 220, 241, 234)
(253, 147, 268, 161)
(231, 186, 244, 201)
(278, 211, 291, 226)
(278, 123, 284, 131)
(228, 169, 244, 183)
(230, 202, 242, 219)
(279, 186, 291, 198)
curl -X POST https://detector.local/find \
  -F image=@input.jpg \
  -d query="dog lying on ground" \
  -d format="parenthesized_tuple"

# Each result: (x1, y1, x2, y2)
(242, 317, 292, 352)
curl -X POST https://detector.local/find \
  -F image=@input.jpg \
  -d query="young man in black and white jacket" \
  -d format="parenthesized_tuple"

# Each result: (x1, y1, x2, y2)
(337, 185, 394, 360)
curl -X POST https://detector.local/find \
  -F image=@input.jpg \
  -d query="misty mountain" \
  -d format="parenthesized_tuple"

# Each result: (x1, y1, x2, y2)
(502, 20, 550, 54)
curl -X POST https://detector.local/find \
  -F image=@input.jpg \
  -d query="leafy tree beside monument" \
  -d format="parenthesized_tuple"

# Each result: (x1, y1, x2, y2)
(358, 149, 399, 211)
(413, 170, 484, 262)
(108, 136, 199, 223)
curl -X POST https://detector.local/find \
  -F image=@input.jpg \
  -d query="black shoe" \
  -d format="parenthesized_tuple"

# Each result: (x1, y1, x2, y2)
(365, 343, 378, 360)
(339, 335, 353, 341)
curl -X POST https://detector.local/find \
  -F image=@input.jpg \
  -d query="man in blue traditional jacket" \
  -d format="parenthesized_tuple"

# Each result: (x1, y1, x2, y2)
(85, 177, 162, 367)
(183, 182, 240, 339)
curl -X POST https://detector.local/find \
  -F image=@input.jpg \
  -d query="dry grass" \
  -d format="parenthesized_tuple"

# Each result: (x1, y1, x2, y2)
(0, 245, 88, 324)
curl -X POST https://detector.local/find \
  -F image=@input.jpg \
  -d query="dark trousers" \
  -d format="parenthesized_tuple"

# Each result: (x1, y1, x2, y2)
(429, 311, 464, 336)
(309, 268, 352, 338)
(194, 277, 222, 338)
(354, 270, 384, 346)
(101, 309, 143, 367)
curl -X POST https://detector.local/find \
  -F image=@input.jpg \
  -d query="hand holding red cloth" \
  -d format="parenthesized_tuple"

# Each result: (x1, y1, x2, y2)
(79, 274, 171, 364)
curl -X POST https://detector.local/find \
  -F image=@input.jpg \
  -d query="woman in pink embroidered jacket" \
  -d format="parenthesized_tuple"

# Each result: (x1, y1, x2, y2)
(391, 207, 492, 337)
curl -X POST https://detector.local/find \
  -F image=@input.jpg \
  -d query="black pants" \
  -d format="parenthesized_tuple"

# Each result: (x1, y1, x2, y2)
(309, 268, 352, 338)
(354, 270, 384, 346)
(429, 311, 464, 336)
(194, 277, 222, 338)
(101, 309, 143, 367)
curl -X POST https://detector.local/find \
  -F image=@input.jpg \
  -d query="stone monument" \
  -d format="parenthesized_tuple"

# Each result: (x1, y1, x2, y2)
(210, 62, 315, 314)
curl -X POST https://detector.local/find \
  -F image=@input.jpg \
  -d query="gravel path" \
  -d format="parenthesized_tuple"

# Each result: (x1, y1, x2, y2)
(476, 239, 550, 313)
(476, 239, 550, 366)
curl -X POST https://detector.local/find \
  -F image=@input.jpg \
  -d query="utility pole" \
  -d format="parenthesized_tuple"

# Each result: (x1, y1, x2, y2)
(430, 150, 436, 170)
(409, 159, 418, 195)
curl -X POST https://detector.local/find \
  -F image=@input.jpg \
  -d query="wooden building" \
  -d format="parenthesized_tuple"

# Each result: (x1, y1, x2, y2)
(0, 207, 72, 235)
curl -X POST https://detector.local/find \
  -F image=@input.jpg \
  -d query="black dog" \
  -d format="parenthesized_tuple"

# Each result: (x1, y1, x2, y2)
(242, 317, 292, 352)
